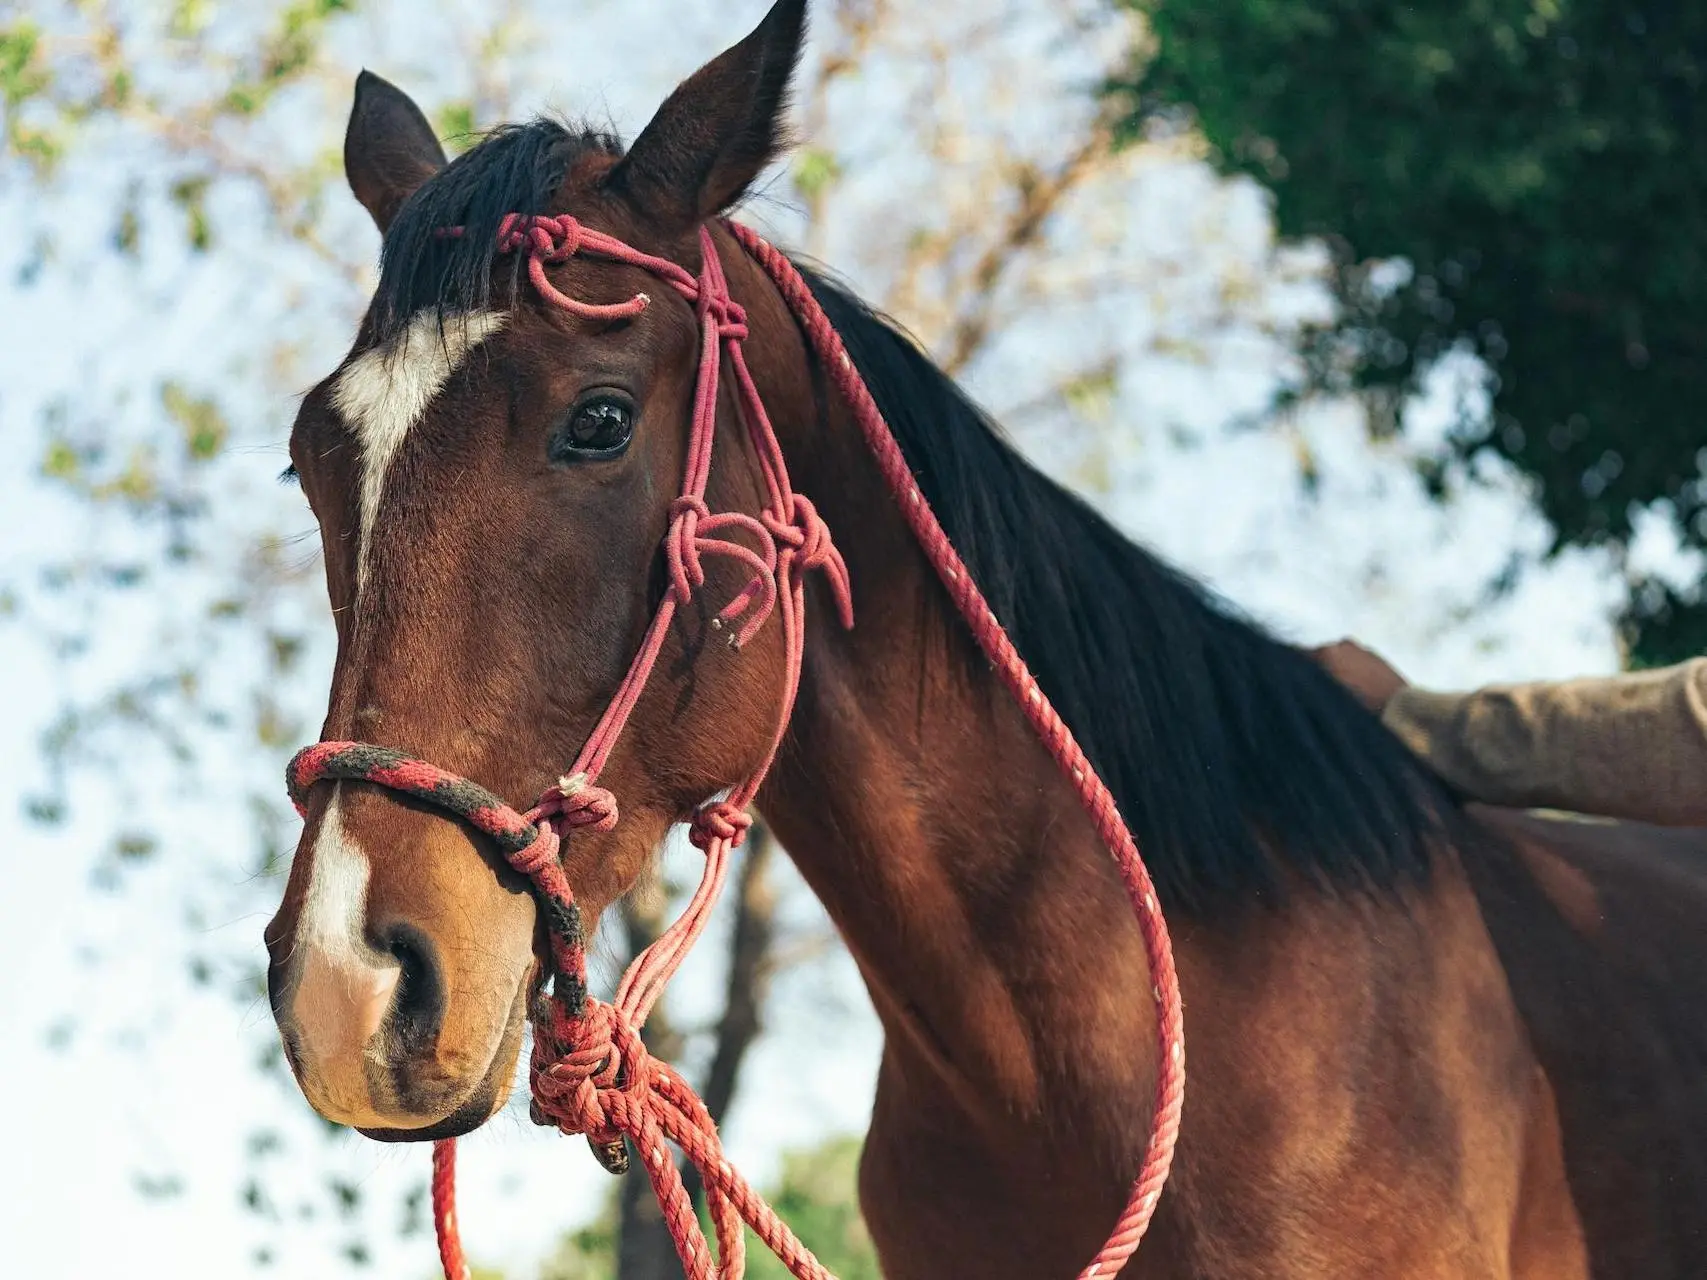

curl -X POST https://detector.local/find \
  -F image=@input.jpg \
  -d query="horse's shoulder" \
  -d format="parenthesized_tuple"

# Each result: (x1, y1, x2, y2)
(1466, 805, 1707, 1276)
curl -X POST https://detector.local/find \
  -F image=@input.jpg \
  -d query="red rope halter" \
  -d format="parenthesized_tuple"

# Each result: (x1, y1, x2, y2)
(286, 214, 1183, 1279)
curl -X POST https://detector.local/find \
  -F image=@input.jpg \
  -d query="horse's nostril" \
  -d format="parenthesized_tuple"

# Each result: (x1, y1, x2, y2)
(380, 923, 445, 1050)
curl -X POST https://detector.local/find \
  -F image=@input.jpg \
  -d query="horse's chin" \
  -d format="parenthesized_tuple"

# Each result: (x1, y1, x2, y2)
(357, 1009, 524, 1142)
(358, 1080, 504, 1143)
(352, 973, 529, 1142)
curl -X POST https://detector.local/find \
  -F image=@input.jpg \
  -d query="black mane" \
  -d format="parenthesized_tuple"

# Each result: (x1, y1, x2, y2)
(370, 117, 1445, 915)
(798, 266, 1446, 913)
(371, 118, 621, 345)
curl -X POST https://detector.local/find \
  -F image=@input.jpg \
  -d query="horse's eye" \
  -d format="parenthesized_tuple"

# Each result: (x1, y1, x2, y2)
(551, 394, 636, 462)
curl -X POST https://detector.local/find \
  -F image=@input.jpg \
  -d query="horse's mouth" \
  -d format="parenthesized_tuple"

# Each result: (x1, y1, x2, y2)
(357, 972, 530, 1142)
(358, 1077, 501, 1143)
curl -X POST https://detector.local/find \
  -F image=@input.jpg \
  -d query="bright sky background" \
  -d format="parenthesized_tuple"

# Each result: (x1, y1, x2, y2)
(0, 1, 1670, 1277)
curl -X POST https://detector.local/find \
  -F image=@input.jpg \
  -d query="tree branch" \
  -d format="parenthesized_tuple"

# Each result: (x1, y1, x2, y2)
(940, 122, 1112, 376)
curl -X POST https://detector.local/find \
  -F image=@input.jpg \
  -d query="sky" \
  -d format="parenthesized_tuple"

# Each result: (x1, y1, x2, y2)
(0, 1, 1662, 1277)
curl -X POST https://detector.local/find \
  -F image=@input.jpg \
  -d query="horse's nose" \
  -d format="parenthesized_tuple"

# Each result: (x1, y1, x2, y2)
(376, 922, 445, 1054)
(267, 784, 535, 1134)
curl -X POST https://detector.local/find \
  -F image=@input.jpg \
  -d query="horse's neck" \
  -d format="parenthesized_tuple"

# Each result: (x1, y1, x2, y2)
(734, 272, 1571, 1280)
(759, 577, 1160, 1139)
(743, 321, 1160, 1161)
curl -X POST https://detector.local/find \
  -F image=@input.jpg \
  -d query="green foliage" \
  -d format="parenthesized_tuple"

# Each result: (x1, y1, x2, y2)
(37, 431, 161, 506)
(40, 435, 80, 482)
(536, 1197, 617, 1280)
(0, 20, 48, 107)
(524, 1137, 878, 1280)
(0, 18, 61, 167)
(437, 99, 477, 150)
(224, 0, 354, 115)
(167, 0, 214, 40)
(161, 381, 230, 459)
(169, 175, 214, 252)
(743, 1138, 880, 1280)
(793, 147, 842, 201)
(1120, 0, 1707, 662)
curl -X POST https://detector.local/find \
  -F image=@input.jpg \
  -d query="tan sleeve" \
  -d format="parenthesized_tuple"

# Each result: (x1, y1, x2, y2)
(1381, 658, 1707, 826)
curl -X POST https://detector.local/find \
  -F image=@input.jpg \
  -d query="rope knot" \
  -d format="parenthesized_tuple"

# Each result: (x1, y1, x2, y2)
(495, 214, 649, 322)
(498, 212, 583, 262)
(762, 494, 853, 629)
(507, 824, 562, 878)
(529, 1000, 651, 1175)
(668, 499, 783, 645)
(552, 772, 620, 834)
(690, 800, 753, 851)
(699, 289, 749, 341)
(667, 495, 713, 602)
(763, 494, 836, 568)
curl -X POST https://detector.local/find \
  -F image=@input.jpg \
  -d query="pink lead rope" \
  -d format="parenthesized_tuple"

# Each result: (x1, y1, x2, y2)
(287, 215, 1183, 1280)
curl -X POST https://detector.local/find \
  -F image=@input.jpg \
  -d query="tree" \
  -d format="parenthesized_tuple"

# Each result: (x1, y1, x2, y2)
(1117, 0, 1707, 664)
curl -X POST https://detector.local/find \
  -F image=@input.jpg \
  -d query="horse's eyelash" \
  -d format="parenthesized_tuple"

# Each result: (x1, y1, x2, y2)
(279, 464, 300, 485)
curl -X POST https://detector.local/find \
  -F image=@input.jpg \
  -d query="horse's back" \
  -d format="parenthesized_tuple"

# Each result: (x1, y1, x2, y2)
(1467, 806, 1707, 1277)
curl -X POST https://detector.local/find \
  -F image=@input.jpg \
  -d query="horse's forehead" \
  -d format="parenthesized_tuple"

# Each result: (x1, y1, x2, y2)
(328, 308, 507, 590)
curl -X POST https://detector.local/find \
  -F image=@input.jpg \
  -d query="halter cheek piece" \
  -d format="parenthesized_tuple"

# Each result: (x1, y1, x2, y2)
(285, 217, 1183, 1280)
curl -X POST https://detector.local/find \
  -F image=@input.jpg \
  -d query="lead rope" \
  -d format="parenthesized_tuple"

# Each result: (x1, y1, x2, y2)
(287, 215, 1181, 1280)
(731, 222, 1185, 1274)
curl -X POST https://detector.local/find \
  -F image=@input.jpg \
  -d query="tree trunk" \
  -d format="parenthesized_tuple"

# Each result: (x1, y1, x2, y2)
(615, 879, 688, 1280)
(614, 828, 780, 1277)
(681, 828, 778, 1211)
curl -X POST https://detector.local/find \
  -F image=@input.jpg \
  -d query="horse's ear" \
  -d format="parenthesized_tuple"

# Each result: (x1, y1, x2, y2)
(608, 0, 807, 230)
(344, 70, 447, 234)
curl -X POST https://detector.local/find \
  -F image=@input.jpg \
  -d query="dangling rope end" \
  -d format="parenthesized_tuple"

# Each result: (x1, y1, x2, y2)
(589, 1136, 631, 1175)
(432, 1140, 472, 1280)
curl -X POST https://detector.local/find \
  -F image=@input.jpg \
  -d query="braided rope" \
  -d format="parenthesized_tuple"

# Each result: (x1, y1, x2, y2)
(732, 223, 1184, 1272)
(285, 213, 1181, 1280)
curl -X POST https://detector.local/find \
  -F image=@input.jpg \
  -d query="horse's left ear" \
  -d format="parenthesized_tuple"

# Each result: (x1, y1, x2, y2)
(345, 70, 448, 234)
(608, 0, 807, 230)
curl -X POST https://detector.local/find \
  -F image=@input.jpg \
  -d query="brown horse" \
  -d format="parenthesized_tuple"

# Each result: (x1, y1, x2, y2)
(264, 2, 1707, 1274)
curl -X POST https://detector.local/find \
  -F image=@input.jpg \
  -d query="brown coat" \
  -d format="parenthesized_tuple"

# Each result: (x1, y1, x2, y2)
(1383, 658, 1707, 825)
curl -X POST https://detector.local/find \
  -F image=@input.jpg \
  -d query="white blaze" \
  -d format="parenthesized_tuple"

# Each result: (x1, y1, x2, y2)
(292, 788, 399, 1103)
(330, 309, 506, 589)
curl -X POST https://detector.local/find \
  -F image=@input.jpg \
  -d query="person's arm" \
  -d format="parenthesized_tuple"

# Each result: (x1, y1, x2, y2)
(1311, 641, 1707, 826)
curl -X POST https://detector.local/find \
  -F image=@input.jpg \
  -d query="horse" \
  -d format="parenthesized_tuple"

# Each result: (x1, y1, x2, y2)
(263, 2, 1707, 1274)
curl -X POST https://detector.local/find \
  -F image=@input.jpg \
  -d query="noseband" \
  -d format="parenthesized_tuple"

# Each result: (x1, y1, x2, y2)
(286, 216, 1183, 1280)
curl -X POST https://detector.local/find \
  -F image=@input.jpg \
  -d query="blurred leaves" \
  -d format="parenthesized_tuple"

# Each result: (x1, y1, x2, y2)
(1121, 0, 1707, 662)
(436, 98, 477, 149)
(161, 382, 229, 461)
(0, 21, 49, 108)
(531, 1136, 877, 1280)
(0, 19, 61, 169)
(793, 147, 841, 201)
(133, 1171, 187, 1200)
(169, 176, 215, 252)
(224, 0, 355, 116)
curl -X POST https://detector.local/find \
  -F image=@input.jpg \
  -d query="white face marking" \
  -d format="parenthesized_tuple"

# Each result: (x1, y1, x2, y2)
(331, 309, 506, 589)
(293, 789, 400, 1093)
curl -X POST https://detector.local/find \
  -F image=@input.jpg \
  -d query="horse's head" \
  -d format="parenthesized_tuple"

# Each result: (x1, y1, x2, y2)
(265, 0, 817, 1139)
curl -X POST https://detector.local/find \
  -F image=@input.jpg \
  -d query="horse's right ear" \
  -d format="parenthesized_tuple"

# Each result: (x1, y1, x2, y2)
(344, 70, 447, 234)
